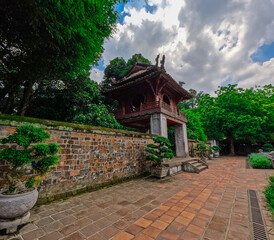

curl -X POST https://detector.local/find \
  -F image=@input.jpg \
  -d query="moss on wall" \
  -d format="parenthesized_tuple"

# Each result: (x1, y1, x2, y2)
(0, 114, 153, 138)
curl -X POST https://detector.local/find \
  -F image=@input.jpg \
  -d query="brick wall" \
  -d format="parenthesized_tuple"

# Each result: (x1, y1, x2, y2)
(0, 124, 153, 202)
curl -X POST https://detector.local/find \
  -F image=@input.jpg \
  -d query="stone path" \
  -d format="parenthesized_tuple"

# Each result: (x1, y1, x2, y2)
(2, 156, 273, 240)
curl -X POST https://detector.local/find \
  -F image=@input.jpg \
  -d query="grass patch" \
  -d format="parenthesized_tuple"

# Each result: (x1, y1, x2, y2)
(265, 176, 274, 216)
(248, 153, 272, 169)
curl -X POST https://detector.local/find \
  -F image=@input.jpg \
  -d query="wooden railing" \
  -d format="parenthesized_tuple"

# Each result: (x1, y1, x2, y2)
(114, 100, 186, 121)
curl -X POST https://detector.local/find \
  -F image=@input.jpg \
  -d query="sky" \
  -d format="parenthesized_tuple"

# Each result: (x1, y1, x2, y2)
(90, 0, 274, 94)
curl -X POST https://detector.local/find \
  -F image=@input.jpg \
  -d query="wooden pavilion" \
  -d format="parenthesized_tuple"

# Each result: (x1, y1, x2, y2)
(101, 55, 192, 157)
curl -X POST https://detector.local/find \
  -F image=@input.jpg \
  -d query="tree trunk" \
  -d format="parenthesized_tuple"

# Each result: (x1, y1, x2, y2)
(229, 138, 235, 156)
(19, 81, 33, 116)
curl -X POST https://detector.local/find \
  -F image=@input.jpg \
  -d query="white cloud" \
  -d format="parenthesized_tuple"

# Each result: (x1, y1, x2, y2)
(98, 0, 274, 93)
(90, 69, 104, 83)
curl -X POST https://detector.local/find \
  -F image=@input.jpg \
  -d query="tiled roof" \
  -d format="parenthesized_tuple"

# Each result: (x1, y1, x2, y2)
(101, 62, 192, 100)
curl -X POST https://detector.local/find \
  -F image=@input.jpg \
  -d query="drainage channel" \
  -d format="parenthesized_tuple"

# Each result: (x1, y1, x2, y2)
(248, 189, 269, 240)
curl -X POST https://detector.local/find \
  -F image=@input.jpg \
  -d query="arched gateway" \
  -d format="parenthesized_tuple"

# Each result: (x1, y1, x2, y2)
(101, 55, 192, 157)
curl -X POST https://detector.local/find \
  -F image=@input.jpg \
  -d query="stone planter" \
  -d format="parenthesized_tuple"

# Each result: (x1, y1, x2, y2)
(0, 188, 38, 219)
(213, 152, 220, 158)
(151, 166, 169, 178)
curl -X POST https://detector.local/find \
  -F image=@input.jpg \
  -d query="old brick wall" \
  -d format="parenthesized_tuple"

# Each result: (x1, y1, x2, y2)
(0, 124, 153, 202)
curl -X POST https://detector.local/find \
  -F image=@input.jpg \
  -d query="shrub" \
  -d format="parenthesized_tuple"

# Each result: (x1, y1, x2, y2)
(262, 143, 274, 152)
(265, 175, 274, 216)
(248, 153, 272, 169)
(193, 142, 211, 159)
(0, 125, 60, 194)
(145, 136, 174, 167)
(211, 145, 221, 152)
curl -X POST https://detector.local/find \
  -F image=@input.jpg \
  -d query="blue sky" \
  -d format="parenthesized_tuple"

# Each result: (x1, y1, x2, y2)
(91, 0, 274, 93)
(251, 42, 274, 64)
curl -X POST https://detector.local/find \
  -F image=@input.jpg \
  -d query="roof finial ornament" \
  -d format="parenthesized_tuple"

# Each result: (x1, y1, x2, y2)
(155, 54, 160, 67)
(179, 81, 185, 87)
(160, 55, 165, 69)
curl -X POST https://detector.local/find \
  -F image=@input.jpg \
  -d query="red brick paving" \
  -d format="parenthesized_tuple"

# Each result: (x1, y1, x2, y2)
(1, 156, 273, 240)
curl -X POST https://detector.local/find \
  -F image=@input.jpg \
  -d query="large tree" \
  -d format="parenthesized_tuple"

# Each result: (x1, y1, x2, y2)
(183, 109, 207, 141)
(177, 89, 210, 110)
(0, 0, 121, 115)
(177, 89, 208, 141)
(26, 72, 122, 129)
(198, 84, 274, 155)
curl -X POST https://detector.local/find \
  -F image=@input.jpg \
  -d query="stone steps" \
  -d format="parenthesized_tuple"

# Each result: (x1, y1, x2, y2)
(163, 157, 208, 175)
(183, 158, 208, 173)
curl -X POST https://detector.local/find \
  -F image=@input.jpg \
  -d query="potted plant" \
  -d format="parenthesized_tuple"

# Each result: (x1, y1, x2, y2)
(211, 145, 221, 157)
(0, 124, 59, 233)
(145, 136, 174, 178)
(262, 143, 274, 152)
(193, 142, 210, 161)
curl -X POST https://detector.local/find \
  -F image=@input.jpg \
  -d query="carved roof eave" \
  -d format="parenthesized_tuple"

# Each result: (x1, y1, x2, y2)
(101, 69, 159, 95)
(113, 66, 155, 87)
(159, 69, 192, 101)
(123, 62, 152, 79)
(101, 66, 193, 101)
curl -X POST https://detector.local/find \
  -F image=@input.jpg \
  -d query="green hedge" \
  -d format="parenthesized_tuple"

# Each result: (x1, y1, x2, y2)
(265, 176, 274, 216)
(248, 153, 272, 169)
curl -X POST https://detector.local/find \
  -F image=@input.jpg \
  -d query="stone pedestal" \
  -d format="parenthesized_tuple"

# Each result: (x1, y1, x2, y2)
(175, 123, 189, 157)
(0, 211, 30, 234)
(150, 113, 167, 137)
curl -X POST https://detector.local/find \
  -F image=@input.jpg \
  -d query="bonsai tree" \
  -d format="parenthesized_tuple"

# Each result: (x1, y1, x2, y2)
(145, 136, 174, 167)
(262, 143, 274, 152)
(193, 142, 210, 159)
(211, 145, 221, 152)
(0, 125, 59, 194)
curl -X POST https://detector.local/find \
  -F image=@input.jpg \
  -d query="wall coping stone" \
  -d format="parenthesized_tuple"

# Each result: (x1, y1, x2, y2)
(0, 114, 154, 138)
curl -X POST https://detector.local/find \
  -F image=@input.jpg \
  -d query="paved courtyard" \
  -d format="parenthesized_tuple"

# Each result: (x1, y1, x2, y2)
(2, 156, 273, 240)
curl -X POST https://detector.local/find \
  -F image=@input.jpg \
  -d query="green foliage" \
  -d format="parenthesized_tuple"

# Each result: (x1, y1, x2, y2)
(248, 153, 272, 169)
(178, 89, 210, 110)
(1, 125, 50, 146)
(185, 84, 274, 155)
(0, 125, 60, 193)
(204, 85, 273, 143)
(262, 143, 274, 152)
(0, 149, 32, 166)
(0, 0, 123, 115)
(182, 109, 207, 141)
(73, 104, 123, 129)
(264, 176, 274, 215)
(167, 127, 176, 154)
(193, 142, 211, 158)
(33, 156, 59, 172)
(269, 176, 274, 183)
(145, 136, 174, 167)
(25, 73, 123, 129)
(211, 145, 221, 152)
(33, 143, 59, 156)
